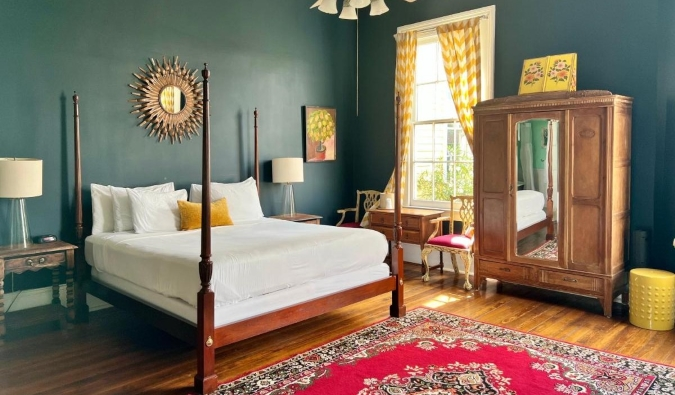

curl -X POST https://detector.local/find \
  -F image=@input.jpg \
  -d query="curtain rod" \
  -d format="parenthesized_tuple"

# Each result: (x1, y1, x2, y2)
(397, 12, 488, 35)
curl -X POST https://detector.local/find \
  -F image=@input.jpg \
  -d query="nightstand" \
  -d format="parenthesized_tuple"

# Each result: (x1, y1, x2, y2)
(0, 241, 77, 344)
(270, 213, 323, 224)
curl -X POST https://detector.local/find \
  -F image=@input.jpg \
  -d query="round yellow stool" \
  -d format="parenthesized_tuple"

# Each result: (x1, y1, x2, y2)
(629, 268, 675, 330)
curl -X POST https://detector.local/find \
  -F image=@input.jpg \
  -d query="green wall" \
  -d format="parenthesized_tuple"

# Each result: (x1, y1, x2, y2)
(356, 0, 673, 270)
(0, 0, 357, 290)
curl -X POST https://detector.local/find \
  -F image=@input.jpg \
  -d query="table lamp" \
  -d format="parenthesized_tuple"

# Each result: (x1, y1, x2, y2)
(272, 158, 304, 216)
(0, 158, 43, 248)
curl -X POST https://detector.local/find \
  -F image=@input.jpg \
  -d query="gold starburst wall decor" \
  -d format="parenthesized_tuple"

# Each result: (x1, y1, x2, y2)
(129, 56, 203, 143)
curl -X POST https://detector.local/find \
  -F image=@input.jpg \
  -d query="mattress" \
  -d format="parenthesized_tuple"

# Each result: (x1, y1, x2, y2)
(85, 218, 388, 308)
(517, 210, 546, 231)
(91, 263, 390, 326)
(517, 189, 545, 216)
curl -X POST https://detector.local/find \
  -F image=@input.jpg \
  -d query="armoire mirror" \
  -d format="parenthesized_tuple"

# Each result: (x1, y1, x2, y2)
(514, 118, 559, 261)
(129, 57, 203, 143)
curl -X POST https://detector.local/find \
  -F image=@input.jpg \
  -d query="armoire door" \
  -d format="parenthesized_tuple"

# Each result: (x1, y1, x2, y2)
(566, 107, 608, 274)
(475, 113, 509, 260)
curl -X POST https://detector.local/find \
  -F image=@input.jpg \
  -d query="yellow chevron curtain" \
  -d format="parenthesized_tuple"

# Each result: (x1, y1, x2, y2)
(361, 31, 416, 227)
(437, 18, 482, 150)
(383, 31, 417, 197)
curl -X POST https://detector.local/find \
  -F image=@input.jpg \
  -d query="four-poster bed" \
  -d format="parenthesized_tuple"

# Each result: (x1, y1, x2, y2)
(72, 64, 406, 395)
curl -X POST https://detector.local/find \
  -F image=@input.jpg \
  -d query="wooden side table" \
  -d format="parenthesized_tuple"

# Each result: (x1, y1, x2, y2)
(0, 240, 77, 343)
(270, 213, 323, 225)
(369, 207, 445, 272)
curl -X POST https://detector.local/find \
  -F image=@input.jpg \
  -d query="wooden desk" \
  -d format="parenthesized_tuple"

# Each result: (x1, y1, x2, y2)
(369, 208, 444, 267)
(0, 241, 77, 344)
(270, 213, 322, 225)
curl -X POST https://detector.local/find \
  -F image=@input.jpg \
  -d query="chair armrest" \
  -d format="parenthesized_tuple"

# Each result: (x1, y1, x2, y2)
(336, 208, 357, 226)
(429, 216, 453, 224)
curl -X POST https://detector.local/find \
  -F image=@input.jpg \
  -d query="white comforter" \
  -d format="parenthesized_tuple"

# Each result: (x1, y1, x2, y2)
(85, 218, 388, 308)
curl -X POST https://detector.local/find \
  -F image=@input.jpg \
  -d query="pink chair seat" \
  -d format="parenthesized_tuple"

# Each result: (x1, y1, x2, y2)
(338, 222, 362, 228)
(427, 234, 473, 249)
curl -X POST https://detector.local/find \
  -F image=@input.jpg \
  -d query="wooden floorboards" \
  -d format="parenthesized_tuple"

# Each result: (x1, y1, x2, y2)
(1, 263, 674, 394)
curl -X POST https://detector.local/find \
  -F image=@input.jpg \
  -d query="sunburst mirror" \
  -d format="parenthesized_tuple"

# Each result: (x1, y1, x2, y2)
(129, 57, 203, 143)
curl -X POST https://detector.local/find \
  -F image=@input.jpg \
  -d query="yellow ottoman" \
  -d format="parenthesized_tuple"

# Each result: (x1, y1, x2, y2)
(629, 268, 675, 330)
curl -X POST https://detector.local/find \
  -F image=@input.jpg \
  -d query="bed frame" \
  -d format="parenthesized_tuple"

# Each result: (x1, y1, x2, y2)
(72, 64, 406, 395)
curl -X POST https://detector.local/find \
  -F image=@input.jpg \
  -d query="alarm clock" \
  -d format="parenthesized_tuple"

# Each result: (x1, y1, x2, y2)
(34, 234, 57, 243)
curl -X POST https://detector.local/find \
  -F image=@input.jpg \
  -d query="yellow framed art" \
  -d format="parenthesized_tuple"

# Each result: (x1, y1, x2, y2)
(518, 53, 577, 95)
(518, 57, 548, 94)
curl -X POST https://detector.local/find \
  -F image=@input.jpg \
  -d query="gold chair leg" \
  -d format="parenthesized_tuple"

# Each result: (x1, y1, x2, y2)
(460, 251, 473, 291)
(420, 246, 433, 282)
(450, 253, 460, 274)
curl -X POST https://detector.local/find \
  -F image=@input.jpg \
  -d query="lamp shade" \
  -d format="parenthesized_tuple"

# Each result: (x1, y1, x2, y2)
(273, 158, 304, 183)
(0, 158, 42, 198)
(339, 4, 358, 19)
(369, 0, 389, 15)
(318, 0, 338, 14)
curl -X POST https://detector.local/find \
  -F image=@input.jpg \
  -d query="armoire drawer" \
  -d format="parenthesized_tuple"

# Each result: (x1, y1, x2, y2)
(539, 270, 603, 294)
(479, 260, 528, 282)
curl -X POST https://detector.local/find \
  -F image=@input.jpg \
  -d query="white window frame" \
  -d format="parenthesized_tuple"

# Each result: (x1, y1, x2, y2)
(398, 5, 495, 209)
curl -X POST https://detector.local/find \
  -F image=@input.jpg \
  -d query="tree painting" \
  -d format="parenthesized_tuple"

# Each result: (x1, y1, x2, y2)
(305, 107, 336, 162)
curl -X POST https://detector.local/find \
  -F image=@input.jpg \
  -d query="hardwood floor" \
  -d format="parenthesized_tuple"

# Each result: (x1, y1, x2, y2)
(1, 263, 674, 394)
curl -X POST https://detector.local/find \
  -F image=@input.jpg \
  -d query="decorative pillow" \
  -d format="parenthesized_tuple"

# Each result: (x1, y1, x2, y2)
(189, 177, 263, 222)
(91, 183, 114, 234)
(111, 182, 174, 232)
(177, 198, 234, 231)
(128, 189, 187, 233)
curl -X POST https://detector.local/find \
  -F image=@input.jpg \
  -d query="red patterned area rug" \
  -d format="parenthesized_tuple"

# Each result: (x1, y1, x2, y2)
(216, 308, 675, 394)
(525, 239, 558, 260)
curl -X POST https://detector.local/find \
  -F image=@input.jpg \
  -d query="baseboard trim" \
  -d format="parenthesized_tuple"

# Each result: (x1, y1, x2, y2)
(4, 285, 111, 313)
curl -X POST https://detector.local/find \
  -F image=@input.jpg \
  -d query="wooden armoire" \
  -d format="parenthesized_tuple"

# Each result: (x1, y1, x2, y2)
(473, 90, 632, 317)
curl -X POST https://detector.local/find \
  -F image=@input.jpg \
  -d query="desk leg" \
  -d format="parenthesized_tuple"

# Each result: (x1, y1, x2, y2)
(65, 250, 75, 323)
(52, 268, 60, 305)
(0, 259, 5, 345)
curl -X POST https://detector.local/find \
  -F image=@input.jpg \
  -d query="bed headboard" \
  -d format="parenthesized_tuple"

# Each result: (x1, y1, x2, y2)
(71, 82, 261, 248)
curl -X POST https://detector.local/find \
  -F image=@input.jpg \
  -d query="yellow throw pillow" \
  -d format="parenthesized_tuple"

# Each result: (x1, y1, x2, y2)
(177, 198, 234, 231)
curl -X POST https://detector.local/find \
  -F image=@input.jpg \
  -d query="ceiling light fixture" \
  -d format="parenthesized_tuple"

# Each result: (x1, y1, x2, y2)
(311, 0, 417, 20)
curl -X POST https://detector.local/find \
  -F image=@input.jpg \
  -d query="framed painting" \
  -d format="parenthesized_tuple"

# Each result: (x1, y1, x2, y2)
(304, 106, 336, 162)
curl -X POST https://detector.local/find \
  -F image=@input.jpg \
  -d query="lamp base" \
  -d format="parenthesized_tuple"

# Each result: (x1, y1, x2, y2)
(8, 198, 32, 248)
(282, 183, 296, 217)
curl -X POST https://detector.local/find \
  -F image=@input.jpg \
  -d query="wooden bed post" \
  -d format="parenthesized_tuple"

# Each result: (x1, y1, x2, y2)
(254, 108, 260, 194)
(195, 64, 218, 395)
(390, 93, 406, 318)
(545, 120, 555, 240)
(73, 92, 89, 323)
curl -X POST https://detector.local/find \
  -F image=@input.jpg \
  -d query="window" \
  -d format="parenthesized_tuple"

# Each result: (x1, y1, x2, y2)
(399, 6, 495, 209)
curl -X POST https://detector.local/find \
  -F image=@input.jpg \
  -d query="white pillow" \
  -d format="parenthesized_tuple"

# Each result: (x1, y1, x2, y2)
(91, 184, 114, 234)
(128, 189, 187, 233)
(111, 182, 174, 232)
(189, 177, 263, 222)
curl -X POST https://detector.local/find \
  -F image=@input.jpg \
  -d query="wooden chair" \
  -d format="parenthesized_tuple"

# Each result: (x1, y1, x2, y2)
(336, 190, 380, 227)
(420, 196, 475, 290)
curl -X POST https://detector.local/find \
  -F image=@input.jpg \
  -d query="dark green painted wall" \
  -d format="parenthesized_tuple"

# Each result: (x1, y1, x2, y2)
(0, 0, 357, 290)
(654, 0, 675, 271)
(356, 0, 674, 270)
